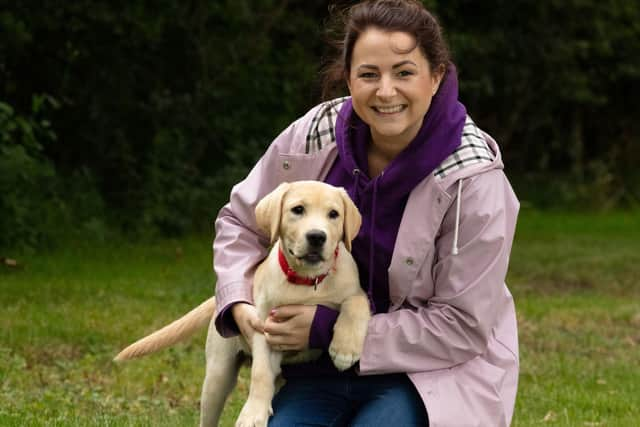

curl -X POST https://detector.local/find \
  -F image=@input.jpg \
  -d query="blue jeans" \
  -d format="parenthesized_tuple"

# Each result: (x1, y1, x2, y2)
(268, 374, 429, 427)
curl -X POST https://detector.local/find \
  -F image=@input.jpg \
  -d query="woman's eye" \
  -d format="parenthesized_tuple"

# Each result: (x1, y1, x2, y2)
(359, 72, 377, 79)
(291, 205, 305, 215)
(328, 210, 340, 219)
(397, 70, 413, 77)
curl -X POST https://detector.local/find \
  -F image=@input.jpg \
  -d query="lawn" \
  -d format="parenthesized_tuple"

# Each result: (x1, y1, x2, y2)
(1, 209, 639, 426)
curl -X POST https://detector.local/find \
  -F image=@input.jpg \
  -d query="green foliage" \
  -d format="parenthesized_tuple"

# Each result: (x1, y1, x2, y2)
(2, 0, 326, 240)
(0, 95, 109, 250)
(438, 0, 640, 205)
(1, 1, 639, 246)
(0, 95, 64, 249)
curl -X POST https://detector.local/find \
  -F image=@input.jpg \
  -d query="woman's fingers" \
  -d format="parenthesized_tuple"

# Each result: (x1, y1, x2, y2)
(264, 304, 317, 351)
(231, 303, 264, 344)
(248, 315, 265, 333)
(232, 303, 317, 351)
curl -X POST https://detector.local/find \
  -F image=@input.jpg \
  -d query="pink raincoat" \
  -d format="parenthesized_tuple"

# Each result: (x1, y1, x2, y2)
(213, 100, 520, 427)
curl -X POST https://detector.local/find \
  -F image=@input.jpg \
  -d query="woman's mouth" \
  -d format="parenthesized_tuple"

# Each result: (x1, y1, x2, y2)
(372, 105, 407, 114)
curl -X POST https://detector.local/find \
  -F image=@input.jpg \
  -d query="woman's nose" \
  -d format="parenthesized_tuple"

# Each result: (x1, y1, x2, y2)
(376, 76, 397, 98)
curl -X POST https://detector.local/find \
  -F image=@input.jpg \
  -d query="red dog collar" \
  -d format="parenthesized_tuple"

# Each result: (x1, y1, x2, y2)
(278, 246, 339, 288)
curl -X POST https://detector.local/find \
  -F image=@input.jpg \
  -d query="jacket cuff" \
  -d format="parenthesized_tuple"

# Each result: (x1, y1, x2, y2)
(214, 302, 242, 338)
(214, 280, 254, 337)
(309, 305, 339, 349)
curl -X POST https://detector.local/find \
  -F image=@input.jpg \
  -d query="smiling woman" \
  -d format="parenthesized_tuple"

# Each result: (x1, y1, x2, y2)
(347, 28, 444, 175)
(213, 1, 520, 426)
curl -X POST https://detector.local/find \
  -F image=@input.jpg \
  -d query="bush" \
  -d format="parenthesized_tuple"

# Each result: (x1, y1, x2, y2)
(1, 1, 639, 248)
(0, 96, 64, 249)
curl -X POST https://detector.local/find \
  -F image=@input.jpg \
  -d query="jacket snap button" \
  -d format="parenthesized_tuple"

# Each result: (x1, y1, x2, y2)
(405, 257, 414, 266)
(282, 160, 290, 170)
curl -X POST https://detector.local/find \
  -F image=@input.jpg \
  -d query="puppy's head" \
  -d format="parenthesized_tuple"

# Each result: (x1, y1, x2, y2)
(255, 181, 361, 271)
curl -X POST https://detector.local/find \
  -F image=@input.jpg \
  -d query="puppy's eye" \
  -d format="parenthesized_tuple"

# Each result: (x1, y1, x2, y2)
(291, 205, 305, 215)
(328, 210, 340, 219)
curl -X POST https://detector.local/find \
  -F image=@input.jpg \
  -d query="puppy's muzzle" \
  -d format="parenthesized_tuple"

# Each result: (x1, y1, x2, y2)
(301, 230, 327, 264)
(306, 230, 327, 248)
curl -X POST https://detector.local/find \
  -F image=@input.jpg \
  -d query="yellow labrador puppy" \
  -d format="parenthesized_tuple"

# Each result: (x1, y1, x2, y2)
(115, 181, 371, 427)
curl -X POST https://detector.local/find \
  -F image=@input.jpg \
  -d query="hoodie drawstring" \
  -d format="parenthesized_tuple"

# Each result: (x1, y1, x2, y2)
(451, 179, 463, 256)
(352, 169, 361, 205)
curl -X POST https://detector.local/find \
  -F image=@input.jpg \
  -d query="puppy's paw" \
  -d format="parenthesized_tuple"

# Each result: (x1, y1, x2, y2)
(329, 345, 360, 371)
(329, 330, 363, 371)
(235, 399, 272, 427)
(329, 309, 369, 371)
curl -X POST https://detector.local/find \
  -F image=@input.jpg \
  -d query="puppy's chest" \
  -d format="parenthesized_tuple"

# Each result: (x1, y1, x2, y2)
(256, 278, 344, 317)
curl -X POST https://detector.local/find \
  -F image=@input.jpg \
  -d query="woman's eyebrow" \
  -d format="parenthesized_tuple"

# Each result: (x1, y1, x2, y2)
(356, 60, 418, 70)
(392, 60, 418, 69)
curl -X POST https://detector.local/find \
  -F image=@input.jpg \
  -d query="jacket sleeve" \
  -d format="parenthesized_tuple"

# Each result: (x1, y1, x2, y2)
(309, 305, 340, 349)
(213, 119, 303, 337)
(358, 169, 519, 374)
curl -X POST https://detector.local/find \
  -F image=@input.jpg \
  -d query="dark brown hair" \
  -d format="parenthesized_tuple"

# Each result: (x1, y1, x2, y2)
(321, 0, 450, 100)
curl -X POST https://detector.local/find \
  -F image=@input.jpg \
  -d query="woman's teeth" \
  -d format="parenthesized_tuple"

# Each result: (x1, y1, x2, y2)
(375, 105, 405, 113)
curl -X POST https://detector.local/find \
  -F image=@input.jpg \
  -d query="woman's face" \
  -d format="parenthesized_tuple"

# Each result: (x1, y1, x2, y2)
(347, 28, 443, 149)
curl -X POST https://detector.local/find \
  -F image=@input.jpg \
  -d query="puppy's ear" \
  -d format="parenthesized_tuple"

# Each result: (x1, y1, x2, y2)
(339, 188, 361, 251)
(255, 182, 290, 243)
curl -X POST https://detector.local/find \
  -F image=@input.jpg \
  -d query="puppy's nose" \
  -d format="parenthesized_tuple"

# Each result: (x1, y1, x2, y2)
(306, 230, 326, 248)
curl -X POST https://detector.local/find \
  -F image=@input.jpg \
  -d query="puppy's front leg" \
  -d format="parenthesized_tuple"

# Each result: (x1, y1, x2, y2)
(235, 333, 282, 427)
(329, 293, 371, 371)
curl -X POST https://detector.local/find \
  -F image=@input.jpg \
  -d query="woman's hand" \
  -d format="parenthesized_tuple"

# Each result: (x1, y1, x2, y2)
(231, 302, 264, 346)
(264, 304, 317, 352)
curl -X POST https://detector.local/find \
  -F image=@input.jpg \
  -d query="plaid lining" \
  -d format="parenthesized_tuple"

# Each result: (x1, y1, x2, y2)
(434, 116, 494, 179)
(305, 97, 349, 154)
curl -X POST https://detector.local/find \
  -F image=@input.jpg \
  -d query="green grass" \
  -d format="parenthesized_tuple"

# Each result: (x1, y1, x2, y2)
(509, 210, 640, 427)
(1, 210, 639, 426)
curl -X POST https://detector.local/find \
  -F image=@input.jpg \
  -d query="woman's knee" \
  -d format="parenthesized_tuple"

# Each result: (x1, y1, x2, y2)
(268, 378, 352, 427)
(349, 377, 428, 427)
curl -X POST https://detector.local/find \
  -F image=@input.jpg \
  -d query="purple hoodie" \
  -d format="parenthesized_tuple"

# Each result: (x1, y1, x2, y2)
(284, 65, 467, 377)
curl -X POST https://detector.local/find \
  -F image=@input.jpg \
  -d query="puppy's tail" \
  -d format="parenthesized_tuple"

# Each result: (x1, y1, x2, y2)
(114, 296, 216, 362)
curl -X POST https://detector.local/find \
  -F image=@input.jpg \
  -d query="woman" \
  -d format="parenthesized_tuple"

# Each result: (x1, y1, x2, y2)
(213, 0, 519, 426)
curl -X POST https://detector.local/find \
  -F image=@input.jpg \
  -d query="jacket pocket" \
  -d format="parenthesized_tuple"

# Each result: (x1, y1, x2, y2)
(409, 357, 508, 427)
(452, 356, 508, 426)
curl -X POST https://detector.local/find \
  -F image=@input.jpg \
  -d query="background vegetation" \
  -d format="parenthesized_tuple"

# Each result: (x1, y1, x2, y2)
(2, 0, 639, 250)
(1, 2, 639, 425)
